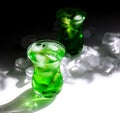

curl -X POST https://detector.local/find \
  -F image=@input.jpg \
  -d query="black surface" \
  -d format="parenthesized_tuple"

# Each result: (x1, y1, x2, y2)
(0, 0, 120, 69)
(1, 0, 120, 37)
(1, 0, 120, 35)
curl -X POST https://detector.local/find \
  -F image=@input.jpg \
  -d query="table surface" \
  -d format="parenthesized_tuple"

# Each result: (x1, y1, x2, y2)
(1, 11, 120, 113)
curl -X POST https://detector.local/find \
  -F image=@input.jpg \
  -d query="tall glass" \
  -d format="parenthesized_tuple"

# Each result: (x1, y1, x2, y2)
(56, 7, 87, 55)
(27, 39, 65, 98)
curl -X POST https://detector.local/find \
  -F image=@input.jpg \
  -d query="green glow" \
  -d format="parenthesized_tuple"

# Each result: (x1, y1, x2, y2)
(5, 88, 56, 112)
(56, 7, 87, 55)
(27, 40, 65, 98)
(61, 17, 71, 27)
(66, 27, 78, 39)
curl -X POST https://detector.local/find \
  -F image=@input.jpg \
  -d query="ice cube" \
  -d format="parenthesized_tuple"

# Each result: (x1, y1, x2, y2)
(60, 55, 71, 80)
(76, 45, 101, 67)
(84, 55, 100, 67)
(97, 56, 118, 75)
(47, 43, 58, 51)
(46, 54, 58, 61)
(29, 43, 43, 53)
(102, 32, 120, 59)
(68, 57, 93, 77)
(15, 57, 32, 69)
(36, 54, 47, 63)
(25, 66, 33, 80)
(60, 65, 69, 80)
(69, 64, 88, 77)
(60, 45, 101, 78)
(60, 56, 71, 66)
(82, 45, 100, 57)
(75, 59, 93, 71)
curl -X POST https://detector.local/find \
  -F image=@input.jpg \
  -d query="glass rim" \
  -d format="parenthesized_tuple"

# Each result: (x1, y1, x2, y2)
(27, 39, 66, 53)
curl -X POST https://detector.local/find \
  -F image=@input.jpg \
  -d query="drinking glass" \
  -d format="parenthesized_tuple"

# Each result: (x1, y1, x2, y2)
(56, 7, 87, 55)
(27, 39, 65, 98)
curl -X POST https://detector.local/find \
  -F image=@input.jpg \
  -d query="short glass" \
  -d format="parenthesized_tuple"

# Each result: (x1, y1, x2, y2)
(27, 39, 65, 98)
(56, 7, 87, 55)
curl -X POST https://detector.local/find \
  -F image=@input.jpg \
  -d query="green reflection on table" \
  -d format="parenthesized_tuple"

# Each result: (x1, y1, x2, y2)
(0, 88, 56, 113)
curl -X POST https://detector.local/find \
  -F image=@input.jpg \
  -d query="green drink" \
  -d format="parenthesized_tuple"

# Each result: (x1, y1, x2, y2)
(56, 7, 87, 55)
(27, 39, 65, 98)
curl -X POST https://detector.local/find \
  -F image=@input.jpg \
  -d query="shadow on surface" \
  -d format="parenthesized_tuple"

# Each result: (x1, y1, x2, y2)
(0, 88, 56, 113)
(6, 66, 30, 88)
(0, 71, 7, 90)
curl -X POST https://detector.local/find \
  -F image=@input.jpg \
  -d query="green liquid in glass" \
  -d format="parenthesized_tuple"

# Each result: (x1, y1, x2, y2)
(27, 39, 65, 98)
(56, 7, 87, 55)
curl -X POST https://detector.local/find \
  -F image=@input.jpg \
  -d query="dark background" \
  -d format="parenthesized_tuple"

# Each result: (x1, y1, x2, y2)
(0, 0, 120, 69)
(1, 0, 120, 38)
